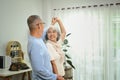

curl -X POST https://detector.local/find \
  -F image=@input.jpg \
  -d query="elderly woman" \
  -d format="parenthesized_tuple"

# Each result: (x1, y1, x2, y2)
(45, 17, 66, 77)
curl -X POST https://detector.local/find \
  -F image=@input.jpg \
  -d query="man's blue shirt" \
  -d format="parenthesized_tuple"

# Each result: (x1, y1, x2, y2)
(27, 35, 57, 80)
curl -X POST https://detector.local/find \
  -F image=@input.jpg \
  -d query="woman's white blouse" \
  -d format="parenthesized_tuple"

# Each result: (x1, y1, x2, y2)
(46, 39, 65, 76)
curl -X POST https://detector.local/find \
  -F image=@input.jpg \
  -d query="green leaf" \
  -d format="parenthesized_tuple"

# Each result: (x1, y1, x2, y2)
(65, 54, 71, 59)
(63, 49, 67, 52)
(66, 45, 70, 47)
(66, 60, 75, 69)
(66, 33, 71, 37)
(64, 39, 68, 44)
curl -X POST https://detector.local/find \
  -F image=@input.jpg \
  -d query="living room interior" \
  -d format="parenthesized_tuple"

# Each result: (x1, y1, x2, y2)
(0, 0, 120, 80)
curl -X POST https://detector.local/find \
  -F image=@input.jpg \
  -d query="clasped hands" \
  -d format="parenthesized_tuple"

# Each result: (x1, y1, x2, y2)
(51, 17, 61, 25)
(57, 75, 64, 80)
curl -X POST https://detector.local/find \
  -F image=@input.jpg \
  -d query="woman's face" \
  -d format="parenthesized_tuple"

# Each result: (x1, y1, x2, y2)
(47, 27, 58, 42)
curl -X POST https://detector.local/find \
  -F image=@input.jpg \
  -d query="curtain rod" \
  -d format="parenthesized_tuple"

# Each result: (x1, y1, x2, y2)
(53, 2, 120, 11)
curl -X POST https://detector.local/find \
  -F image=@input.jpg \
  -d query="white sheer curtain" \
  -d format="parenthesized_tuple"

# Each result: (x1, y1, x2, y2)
(52, 5, 120, 80)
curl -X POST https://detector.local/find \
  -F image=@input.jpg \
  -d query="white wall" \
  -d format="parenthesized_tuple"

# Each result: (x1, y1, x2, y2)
(42, 0, 52, 27)
(0, 0, 42, 79)
(0, 0, 42, 61)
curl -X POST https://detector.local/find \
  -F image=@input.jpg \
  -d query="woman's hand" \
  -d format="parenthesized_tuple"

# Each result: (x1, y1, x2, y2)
(51, 17, 61, 25)
(55, 17, 61, 22)
(51, 17, 57, 25)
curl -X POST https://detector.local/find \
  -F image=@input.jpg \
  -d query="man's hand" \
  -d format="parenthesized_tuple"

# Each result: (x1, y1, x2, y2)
(57, 75, 64, 80)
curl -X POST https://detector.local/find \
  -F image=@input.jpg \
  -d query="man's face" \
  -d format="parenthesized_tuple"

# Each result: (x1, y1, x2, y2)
(35, 19, 45, 36)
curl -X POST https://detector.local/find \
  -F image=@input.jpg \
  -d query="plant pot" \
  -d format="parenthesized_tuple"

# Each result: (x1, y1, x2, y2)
(64, 66, 73, 79)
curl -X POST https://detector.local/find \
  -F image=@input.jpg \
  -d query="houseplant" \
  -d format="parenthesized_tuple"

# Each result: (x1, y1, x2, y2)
(62, 33, 75, 69)
(62, 33, 75, 79)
